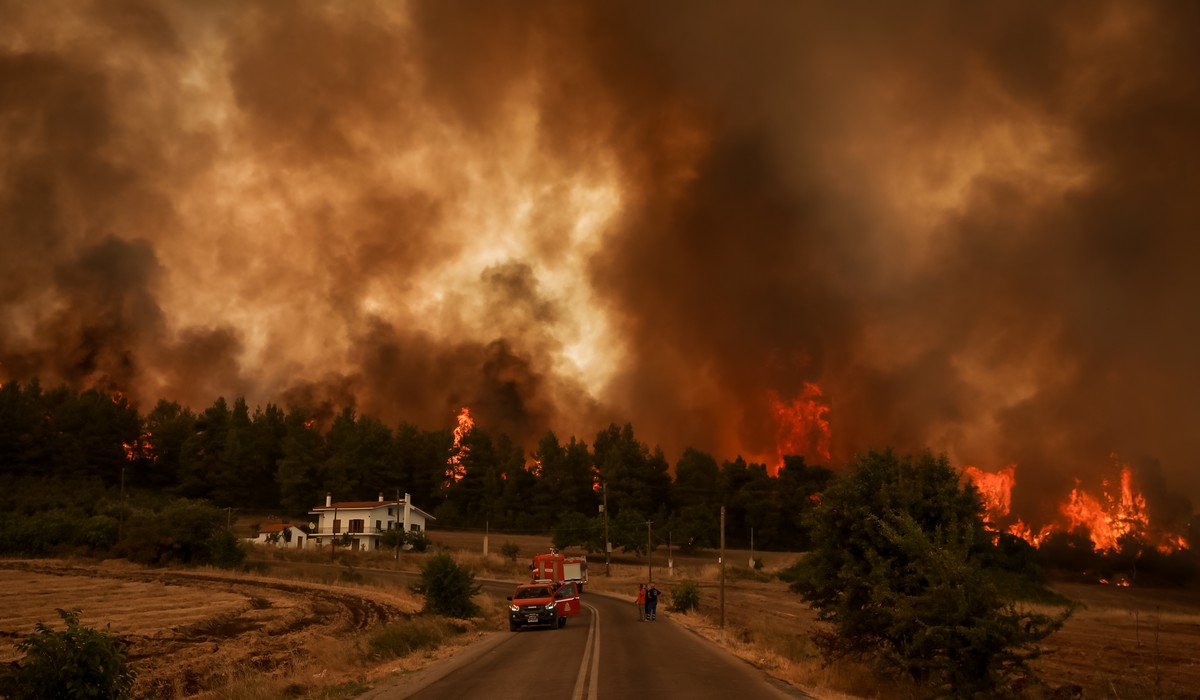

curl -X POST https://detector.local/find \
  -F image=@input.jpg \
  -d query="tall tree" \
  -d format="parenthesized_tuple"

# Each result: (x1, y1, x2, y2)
(140, 399, 195, 490)
(532, 431, 596, 525)
(276, 408, 327, 515)
(244, 403, 286, 509)
(787, 450, 1070, 696)
(393, 422, 445, 512)
(176, 397, 231, 501)
(593, 423, 668, 518)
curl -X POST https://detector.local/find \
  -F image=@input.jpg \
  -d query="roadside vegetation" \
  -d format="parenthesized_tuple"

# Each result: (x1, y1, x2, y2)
(0, 608, 136, 700)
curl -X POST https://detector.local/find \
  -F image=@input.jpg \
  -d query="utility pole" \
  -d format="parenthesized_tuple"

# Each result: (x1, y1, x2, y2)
(118, 465, 125, 541)
(668, 531, 673, 576)
(394, 490, 401, 561)
(602, 483, 611, 576)
(719, 506, 726, 629)
(331, 506, 338, 562)
(750, 527, 755, 568)
(646, 520, 653, 584)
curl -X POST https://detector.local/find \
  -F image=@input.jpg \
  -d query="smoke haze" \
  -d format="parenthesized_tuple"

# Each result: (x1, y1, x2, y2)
(3, 1, 1199, 518)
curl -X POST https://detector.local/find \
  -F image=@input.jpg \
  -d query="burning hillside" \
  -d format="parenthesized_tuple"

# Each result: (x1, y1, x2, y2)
(964, 461, 1190, 555)
(2, 2, 1200, 510)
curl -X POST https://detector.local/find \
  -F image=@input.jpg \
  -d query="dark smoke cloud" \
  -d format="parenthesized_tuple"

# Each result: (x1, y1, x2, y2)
(2, 0, 1199, 518)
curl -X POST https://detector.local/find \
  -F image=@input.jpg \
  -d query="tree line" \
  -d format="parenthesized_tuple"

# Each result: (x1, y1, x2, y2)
(0, 380, 831, 552)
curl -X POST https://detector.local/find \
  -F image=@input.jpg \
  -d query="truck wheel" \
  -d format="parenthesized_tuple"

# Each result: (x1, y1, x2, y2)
(509, 621, 519, 632)
(557, 616, 566, 629)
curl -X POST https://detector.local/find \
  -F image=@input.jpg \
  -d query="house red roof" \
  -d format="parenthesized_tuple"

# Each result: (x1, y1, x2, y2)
(258, 523, 295, 534)
(313, 501, 399, 510)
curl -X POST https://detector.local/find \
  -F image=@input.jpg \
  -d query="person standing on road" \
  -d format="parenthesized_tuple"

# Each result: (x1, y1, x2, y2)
(645, 583, 661, 621)
(635, 583, 647, 621)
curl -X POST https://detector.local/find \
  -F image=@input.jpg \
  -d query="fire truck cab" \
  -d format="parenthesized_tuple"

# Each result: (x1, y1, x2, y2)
(530, 549, 588, 592)
(506, 581, 582, 631)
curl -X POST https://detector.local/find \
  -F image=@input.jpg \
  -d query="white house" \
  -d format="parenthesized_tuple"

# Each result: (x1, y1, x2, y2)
(251, 523, 307, 548)
(308, 492, 435, 552)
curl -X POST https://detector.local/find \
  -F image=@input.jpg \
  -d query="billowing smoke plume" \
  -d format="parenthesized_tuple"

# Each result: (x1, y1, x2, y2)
(3, 1, 1199, 517)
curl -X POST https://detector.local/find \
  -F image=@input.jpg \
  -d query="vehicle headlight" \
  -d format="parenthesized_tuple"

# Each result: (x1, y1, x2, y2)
(509, 605, 520, 612)
(545, 601, 557, 611)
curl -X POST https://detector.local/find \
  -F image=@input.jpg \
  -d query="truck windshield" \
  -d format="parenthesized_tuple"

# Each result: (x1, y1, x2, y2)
(514, 587, 552, 600)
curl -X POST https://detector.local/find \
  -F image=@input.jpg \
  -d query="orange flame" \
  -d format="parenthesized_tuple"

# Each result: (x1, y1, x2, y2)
(769, 383, 831, 474)
(122, 431, 154, 462)
(445, 407, 474, 485)
(1060, 466, 1149, 552)
(963, 461, 1189, 555)
(962, 464, 1016, 524)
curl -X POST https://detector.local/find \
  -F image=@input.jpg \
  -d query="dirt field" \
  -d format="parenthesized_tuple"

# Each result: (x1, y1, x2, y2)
(0, 558, 424, 698)
(2, 531, 1200, 699)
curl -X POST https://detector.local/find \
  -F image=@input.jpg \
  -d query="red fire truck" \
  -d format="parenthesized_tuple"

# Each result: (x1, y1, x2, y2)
(529, 549, 588, 592)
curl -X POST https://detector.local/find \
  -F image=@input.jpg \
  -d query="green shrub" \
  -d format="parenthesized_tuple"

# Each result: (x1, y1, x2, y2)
(114, 498, 245, 567)
(365, 618, 466, 660)
(0, 608, 136, 699)
(339, 563, 364, 584)
(411, 553, 480, 618)
(405, 531, 430, 553)
(670, 580, 701, 613)
(500, 541, 520, 562)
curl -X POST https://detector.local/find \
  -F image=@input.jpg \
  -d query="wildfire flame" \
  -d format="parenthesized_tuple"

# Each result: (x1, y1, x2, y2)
(122, 431, 154, 462)
(445, 406, 474, 485)
(769, 382, 831, 474)
(962, 464, 1016, 524)
(963, 461, 1189, 556)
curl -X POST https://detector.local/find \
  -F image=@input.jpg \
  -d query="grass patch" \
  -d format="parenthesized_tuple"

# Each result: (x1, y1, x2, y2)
(364, 617, 468, 661)
(991, 569, 1076, 606)
(304, 681, 371, 699)
(726, 565, 773, 583)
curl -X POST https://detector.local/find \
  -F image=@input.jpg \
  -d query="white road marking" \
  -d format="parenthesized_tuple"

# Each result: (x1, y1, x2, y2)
(571, 603, 600, 700)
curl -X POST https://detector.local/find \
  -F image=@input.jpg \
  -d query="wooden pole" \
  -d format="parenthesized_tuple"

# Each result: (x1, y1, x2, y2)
(719, 506, 726, 629)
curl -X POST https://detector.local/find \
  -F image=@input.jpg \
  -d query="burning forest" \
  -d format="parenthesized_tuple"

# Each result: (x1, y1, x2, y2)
(2, 1, 1200, 533)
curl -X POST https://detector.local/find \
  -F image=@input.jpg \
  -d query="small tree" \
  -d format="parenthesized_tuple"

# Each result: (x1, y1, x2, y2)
(669, 580, 701, 613)
(0, 608, 137, 699)
(787, 450, 1071, 696)
(500, 541, 520, 562)
(404, 531, 430, 552)
(412, 553, 480, 618)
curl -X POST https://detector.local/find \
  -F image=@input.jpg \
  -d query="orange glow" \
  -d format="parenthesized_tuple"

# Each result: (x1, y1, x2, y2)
(769, 383, 831, 475)
(1058, 467, 1150, 552)
(445, 406, 474, 485)
(964, 460, 1189, 555)
(122, 431, 154, 462)
(963, 464, 1016, 524)
(303, 418, 317, 429)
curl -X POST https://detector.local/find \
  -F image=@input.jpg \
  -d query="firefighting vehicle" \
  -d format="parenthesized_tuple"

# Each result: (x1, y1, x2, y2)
(506, 581, 582, 631)
(529, 549, 588, 591)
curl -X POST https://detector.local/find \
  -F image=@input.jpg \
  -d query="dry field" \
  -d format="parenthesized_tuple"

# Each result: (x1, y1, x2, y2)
(1, 530, 1199, 699)
(0, 558, 444, 698)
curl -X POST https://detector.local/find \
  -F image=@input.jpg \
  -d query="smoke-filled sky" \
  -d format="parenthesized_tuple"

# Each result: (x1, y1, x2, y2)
(3, 0, 1199, 517)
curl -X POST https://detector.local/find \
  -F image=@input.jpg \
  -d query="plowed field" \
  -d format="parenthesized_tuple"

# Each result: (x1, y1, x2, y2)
(0, 559, 419, 698)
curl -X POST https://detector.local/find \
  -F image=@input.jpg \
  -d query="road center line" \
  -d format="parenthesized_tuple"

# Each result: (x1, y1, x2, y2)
(588, 602, 600, 700)
(571, 603, 599, 700)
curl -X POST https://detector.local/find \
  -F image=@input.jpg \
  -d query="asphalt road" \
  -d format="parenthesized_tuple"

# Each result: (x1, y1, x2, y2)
(362, 579, 811, 700)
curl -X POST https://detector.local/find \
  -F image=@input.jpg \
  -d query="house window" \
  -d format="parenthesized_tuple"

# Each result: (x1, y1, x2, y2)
(333, 519, 341, 534)
(349, 519, 365, 533)
(375, 520, 382, 532)
(410, 523, 421, 532)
